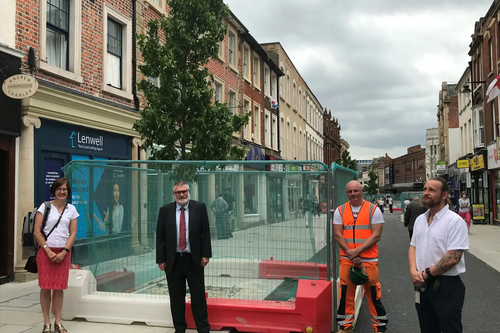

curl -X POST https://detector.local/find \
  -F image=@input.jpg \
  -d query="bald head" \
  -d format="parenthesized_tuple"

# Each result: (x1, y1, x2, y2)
(346, 181, 364, 206)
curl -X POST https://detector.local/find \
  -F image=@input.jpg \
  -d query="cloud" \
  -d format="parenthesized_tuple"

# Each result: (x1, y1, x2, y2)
(224, 0, 492, 159)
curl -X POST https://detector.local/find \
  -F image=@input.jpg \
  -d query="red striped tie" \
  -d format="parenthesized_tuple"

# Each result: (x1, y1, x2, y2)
(179, 207, 186, 251)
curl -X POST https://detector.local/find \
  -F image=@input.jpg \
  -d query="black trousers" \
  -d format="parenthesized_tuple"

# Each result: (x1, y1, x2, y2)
(166, 253, 210, 333)
(415, 275, 465, 333)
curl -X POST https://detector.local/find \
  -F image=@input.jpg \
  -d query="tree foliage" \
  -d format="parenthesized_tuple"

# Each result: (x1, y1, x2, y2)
(134, 0, 249, 164)
(364, 170, 379, 195)
(335, 150, 358, 171)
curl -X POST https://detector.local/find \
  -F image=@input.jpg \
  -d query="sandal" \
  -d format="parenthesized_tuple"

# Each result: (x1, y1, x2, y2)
(42, 324, 51, 333)
(55, 323, 67, 333)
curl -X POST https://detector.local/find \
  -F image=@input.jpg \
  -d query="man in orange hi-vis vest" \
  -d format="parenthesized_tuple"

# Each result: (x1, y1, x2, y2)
(333, 180, 388, 333)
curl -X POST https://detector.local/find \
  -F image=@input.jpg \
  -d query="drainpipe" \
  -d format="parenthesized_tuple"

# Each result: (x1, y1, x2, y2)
(132, 0, 140, 111)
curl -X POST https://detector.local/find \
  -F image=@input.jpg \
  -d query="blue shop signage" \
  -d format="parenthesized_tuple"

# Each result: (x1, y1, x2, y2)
(39, 119, 131, 157)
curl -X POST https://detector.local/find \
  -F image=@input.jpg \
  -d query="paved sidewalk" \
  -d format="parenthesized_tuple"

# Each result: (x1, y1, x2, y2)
(2, 217, 499, 332)
(468, 223, 500, 272)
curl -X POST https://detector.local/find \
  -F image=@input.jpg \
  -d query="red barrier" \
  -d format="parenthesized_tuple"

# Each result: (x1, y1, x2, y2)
(186, 279, 332, 333)
(258, 260, 327, 280)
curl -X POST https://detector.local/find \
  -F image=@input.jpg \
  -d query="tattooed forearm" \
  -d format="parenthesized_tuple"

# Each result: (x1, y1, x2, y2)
(434, 250, 463, 275)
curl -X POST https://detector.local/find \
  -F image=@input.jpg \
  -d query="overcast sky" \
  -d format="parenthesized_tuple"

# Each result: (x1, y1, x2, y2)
(224, 0, 493, 160)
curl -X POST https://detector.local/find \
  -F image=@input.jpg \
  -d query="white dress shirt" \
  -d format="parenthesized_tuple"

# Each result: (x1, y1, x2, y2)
(410, 205, 469, 276)
(176, 202, 191, 253)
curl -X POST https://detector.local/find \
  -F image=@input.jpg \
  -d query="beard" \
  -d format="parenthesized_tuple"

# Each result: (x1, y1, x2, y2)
(421, 197, 440, 208)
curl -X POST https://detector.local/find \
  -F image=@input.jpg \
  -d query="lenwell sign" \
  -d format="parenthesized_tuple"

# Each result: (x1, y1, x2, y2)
(2, 74, 39, 99)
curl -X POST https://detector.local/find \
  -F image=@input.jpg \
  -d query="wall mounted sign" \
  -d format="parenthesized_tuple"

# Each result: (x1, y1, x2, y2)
(470, 154, 485, 171)
(2, 74, 38, 99)
(457, 160, 470, 168)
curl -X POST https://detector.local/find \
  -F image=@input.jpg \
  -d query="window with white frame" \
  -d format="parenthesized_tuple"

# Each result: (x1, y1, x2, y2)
(287, 121, 291, 158)
(244, 99, 251, 139)
(279, 66, 284, 99)
(280, 117, 285, 153)
(39, 0, 82, 82)
(102, 5, 132, 99)
(214, 81, 223, 102)
(293, 81, 296, 109)
(472, 107, 484, 148)
(302, 94, 306, 118)
(253, 56, 260, 88)
(286, 73, 290, 102)
(298, 130, 302, 159)
(107, 18, 122, 89)
(243, 46, 250, 80)
(272, 114, 278, 150)
(298, 88, 302, 114)
(264, 64, 270, 96)
(218, 39, 224, 60)
(228, 90, 237, 114)
(253, 104, 260, 142)
(228, 31, 236, 67)
(293, 126, 297, 159)
(46, 0, 70, 70)
(271, 72, 277, 99)
(265, 110, 271, 147)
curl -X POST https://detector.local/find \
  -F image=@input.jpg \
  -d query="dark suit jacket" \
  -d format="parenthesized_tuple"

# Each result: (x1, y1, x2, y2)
(404, 202, 427, 231)
(156, 200, 212, 275)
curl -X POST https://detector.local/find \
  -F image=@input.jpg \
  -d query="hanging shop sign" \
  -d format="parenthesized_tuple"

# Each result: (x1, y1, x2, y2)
(470, 154, 485, 171)
(488, 142, 500, 170)
(2, 74, 38, 99)
(436, 161, 446, 174)
(457, 160, 470, 169)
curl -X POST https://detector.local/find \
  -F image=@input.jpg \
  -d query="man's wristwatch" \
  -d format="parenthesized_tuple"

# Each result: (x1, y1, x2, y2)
(425, 267, 433, 279)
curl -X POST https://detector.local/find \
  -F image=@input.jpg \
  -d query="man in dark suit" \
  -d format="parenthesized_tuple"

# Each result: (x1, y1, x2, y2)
(156, 181, 212, 333)
(404, 196, 427, 240)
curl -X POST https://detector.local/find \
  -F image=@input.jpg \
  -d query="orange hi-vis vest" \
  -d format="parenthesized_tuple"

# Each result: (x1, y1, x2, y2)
(338, 201, 378, 259)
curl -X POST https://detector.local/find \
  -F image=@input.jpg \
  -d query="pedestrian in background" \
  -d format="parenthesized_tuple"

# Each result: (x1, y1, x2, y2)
(458, 191, 472, 235)
(334, 181, 388, 333)
(378, 197, 385, 213)
(211, 191, 229, 239)
(408, 177, 468, 333)
(404, 196, 427, 240)
(35, 177, 79, 333)
(156, 181, 212, 333)
(388, 196, 393, 214)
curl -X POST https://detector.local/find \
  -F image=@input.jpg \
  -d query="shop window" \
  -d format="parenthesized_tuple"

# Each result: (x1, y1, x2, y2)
(244, 174, 257, 214)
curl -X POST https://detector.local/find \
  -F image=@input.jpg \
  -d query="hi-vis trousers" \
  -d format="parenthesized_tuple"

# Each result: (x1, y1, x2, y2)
(337, 257, 388, 332)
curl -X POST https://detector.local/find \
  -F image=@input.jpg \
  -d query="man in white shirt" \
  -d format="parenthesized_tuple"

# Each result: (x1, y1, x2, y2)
(408, 177, 469, 333)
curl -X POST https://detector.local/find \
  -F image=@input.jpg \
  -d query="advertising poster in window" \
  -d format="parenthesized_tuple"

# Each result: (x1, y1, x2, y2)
(472, 204, 485, 220)
(43, 159, 64, 201)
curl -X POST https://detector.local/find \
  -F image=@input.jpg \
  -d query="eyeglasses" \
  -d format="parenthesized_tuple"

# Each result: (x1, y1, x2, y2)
(174, 190, 189, 196)
(56, 188, 68, 192)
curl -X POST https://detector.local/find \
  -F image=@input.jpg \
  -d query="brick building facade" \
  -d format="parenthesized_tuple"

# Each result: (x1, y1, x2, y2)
(323, 108, 341, 166)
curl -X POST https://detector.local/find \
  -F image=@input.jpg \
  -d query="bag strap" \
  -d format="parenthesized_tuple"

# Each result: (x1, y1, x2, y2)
(44, 203, 67, 241)
(34, 202, 52, 251)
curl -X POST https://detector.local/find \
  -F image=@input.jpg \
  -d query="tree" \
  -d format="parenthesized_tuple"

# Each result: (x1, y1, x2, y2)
(134, 0, 249, 163)
(335, 150, 358, 171)
(364, 171, 379, 195)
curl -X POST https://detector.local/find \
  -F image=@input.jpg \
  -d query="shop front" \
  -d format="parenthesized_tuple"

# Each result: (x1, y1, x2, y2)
(487, 141, 500, 225)
(0, 48, 23, 281)
(31, 119, 133, 264)
(469, 151, 489, 225)
(266, 155, 285, 223)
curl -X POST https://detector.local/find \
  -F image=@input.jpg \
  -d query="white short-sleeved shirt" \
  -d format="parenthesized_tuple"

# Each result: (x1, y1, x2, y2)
(410, 205, 469, 276)
(333, 201, 385, 225)
(37, 203, 79, 247)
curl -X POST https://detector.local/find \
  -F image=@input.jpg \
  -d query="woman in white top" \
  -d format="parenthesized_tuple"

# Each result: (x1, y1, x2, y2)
(34, 177, 79, 333)
(458, 190, 472, 234)
(93, 182, 124, 234)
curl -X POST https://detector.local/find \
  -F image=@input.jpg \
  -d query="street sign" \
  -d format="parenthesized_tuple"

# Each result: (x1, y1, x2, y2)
(457, 160, 469, 168)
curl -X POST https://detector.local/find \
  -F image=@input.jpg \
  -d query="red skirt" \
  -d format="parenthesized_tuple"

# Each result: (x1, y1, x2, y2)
(37, 247, 71, 290)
